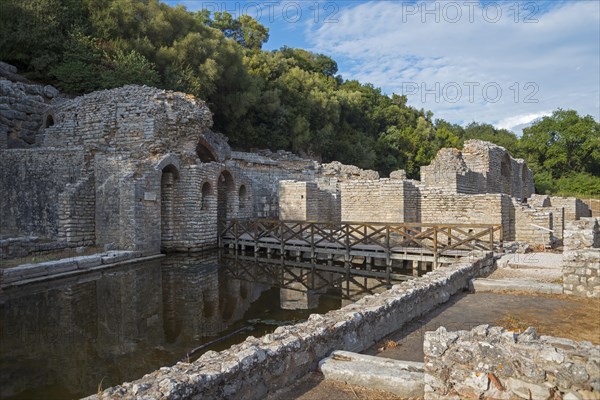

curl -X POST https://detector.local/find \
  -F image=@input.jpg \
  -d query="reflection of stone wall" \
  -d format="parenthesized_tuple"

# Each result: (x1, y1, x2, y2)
(0, 253, 282, 398)
(0, 260, 164, 398)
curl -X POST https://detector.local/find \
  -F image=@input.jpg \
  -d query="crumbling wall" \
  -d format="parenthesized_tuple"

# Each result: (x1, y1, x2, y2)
(0, 62, 62, 149)
(0, 149, 86, 237)
(229, 152, 318, 219)
(234, 152, 372, 221)
(420, 148, 482, 194)
(424, 325, 600, 400)
(461, 140, 533, 198)
(562, 218, 600, 297)
(42, 85, 212, 161)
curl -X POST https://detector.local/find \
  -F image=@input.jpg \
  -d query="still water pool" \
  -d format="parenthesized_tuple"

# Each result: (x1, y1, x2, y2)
(0, 250, 406, 399)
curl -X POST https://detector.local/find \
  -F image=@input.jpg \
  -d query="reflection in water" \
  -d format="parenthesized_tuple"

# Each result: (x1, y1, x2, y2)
(0, 250, 412, 399)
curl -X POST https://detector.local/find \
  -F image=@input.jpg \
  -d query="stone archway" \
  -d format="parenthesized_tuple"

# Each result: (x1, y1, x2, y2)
(161, 164, 179, 250)
(217, 170, 235, 230)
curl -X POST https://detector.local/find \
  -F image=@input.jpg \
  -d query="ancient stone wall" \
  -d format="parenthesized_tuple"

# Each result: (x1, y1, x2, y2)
(562, 218, 600, 297)
(90, 252, 494, 400)
(420, 189, 508, 231)
(0, 149, 86, 237)
(340, 179, 419, 222)
(548, 196, 592, 221)
(229, 152, 318, 219)
(420, 148, 483, 194)
(0, 62, 62, 149)
(582, 198, 600, 217)
(58, 176, 95, 246)
(279, 181, 339, 222)
(512, 201, 555, 245)
(423, 325, 599, 400)
(461, 140, 533, 198)
(41, 85, 212, 161)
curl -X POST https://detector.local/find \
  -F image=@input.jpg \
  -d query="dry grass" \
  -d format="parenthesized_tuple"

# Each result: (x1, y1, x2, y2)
(495, 295, 600, 344)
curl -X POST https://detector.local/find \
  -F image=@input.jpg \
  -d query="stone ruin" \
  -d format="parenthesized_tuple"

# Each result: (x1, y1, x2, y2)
(0, 62, 593, 259)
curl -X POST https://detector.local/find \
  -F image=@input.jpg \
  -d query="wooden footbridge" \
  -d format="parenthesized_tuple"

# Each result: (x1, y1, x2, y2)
(219, 219, 503, 269)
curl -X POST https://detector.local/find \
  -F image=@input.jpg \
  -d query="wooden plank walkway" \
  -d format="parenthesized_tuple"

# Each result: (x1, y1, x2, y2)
(220, 220, 502, 269)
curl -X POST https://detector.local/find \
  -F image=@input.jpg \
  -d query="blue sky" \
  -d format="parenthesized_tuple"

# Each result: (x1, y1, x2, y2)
(166, 1, 600, 134)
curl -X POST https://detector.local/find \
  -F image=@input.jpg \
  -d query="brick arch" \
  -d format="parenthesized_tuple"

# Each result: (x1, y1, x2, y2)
(160, 162, 180, 251)
(196, 137, 217, 163)
(155, 154, 181, 178)
(217, 170, 235, 229)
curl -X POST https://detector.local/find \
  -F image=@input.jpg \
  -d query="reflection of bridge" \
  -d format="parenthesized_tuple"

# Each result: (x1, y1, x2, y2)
(220, 219, 502, 269)
(219, 252, 407, 303)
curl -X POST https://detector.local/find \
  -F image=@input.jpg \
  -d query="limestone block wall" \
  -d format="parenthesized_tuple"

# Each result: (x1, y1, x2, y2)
(424, 325, 600, 400)
(582, 198, 600, 217)
(420, 189, 508, 233)
(41, 85, 212, 159)
(58, 176, 95, 246)
(461, 140, 533, 198)
(0, 149, 86, 237)
(341, 179, 417, 222)
(94, 155, 160, 253)
(0, 64, 61, 148)
(164, 163, 252, 252)
(279, 181, 311, 221)
(279, 181, 338, 222)
(548, 196, 592, 221)
(420, 148, 483, 194)
(513, 201, 555, 245)
(228, 153, 317, 219)
(562, 218, 600, 297)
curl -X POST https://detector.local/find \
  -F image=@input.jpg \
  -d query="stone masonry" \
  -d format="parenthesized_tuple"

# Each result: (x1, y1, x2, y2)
(562, 218, 600, 297)
(424, 325, 600, 400)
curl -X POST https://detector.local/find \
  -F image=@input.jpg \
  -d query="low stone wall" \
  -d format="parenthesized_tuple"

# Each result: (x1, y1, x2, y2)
(0, 251, 152, 289)
(0, 237, 70, 260)
(424, 325, 600, 400)
(562, 218, 600, 298)
(89, 252, 493, 400)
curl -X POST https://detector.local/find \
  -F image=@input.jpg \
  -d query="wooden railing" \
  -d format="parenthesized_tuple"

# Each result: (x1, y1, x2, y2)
(219, 219, 502, 265)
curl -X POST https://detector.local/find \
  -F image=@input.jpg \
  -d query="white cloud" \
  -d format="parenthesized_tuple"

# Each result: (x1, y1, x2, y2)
(307, 0, 600, 131)
(496, 111, 552, 132)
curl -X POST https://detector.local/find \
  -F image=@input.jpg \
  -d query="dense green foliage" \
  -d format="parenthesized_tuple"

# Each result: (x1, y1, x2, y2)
(520, 110, 600, 196)
(1, 0, 597, 196)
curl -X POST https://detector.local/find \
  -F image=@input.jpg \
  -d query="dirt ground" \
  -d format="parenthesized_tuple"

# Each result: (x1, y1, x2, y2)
(368, 292, 599, 362)
(267, 372, 409, 400)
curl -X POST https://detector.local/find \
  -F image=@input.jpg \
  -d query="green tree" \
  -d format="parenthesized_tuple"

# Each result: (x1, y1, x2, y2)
(521, 109, 600, 195)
